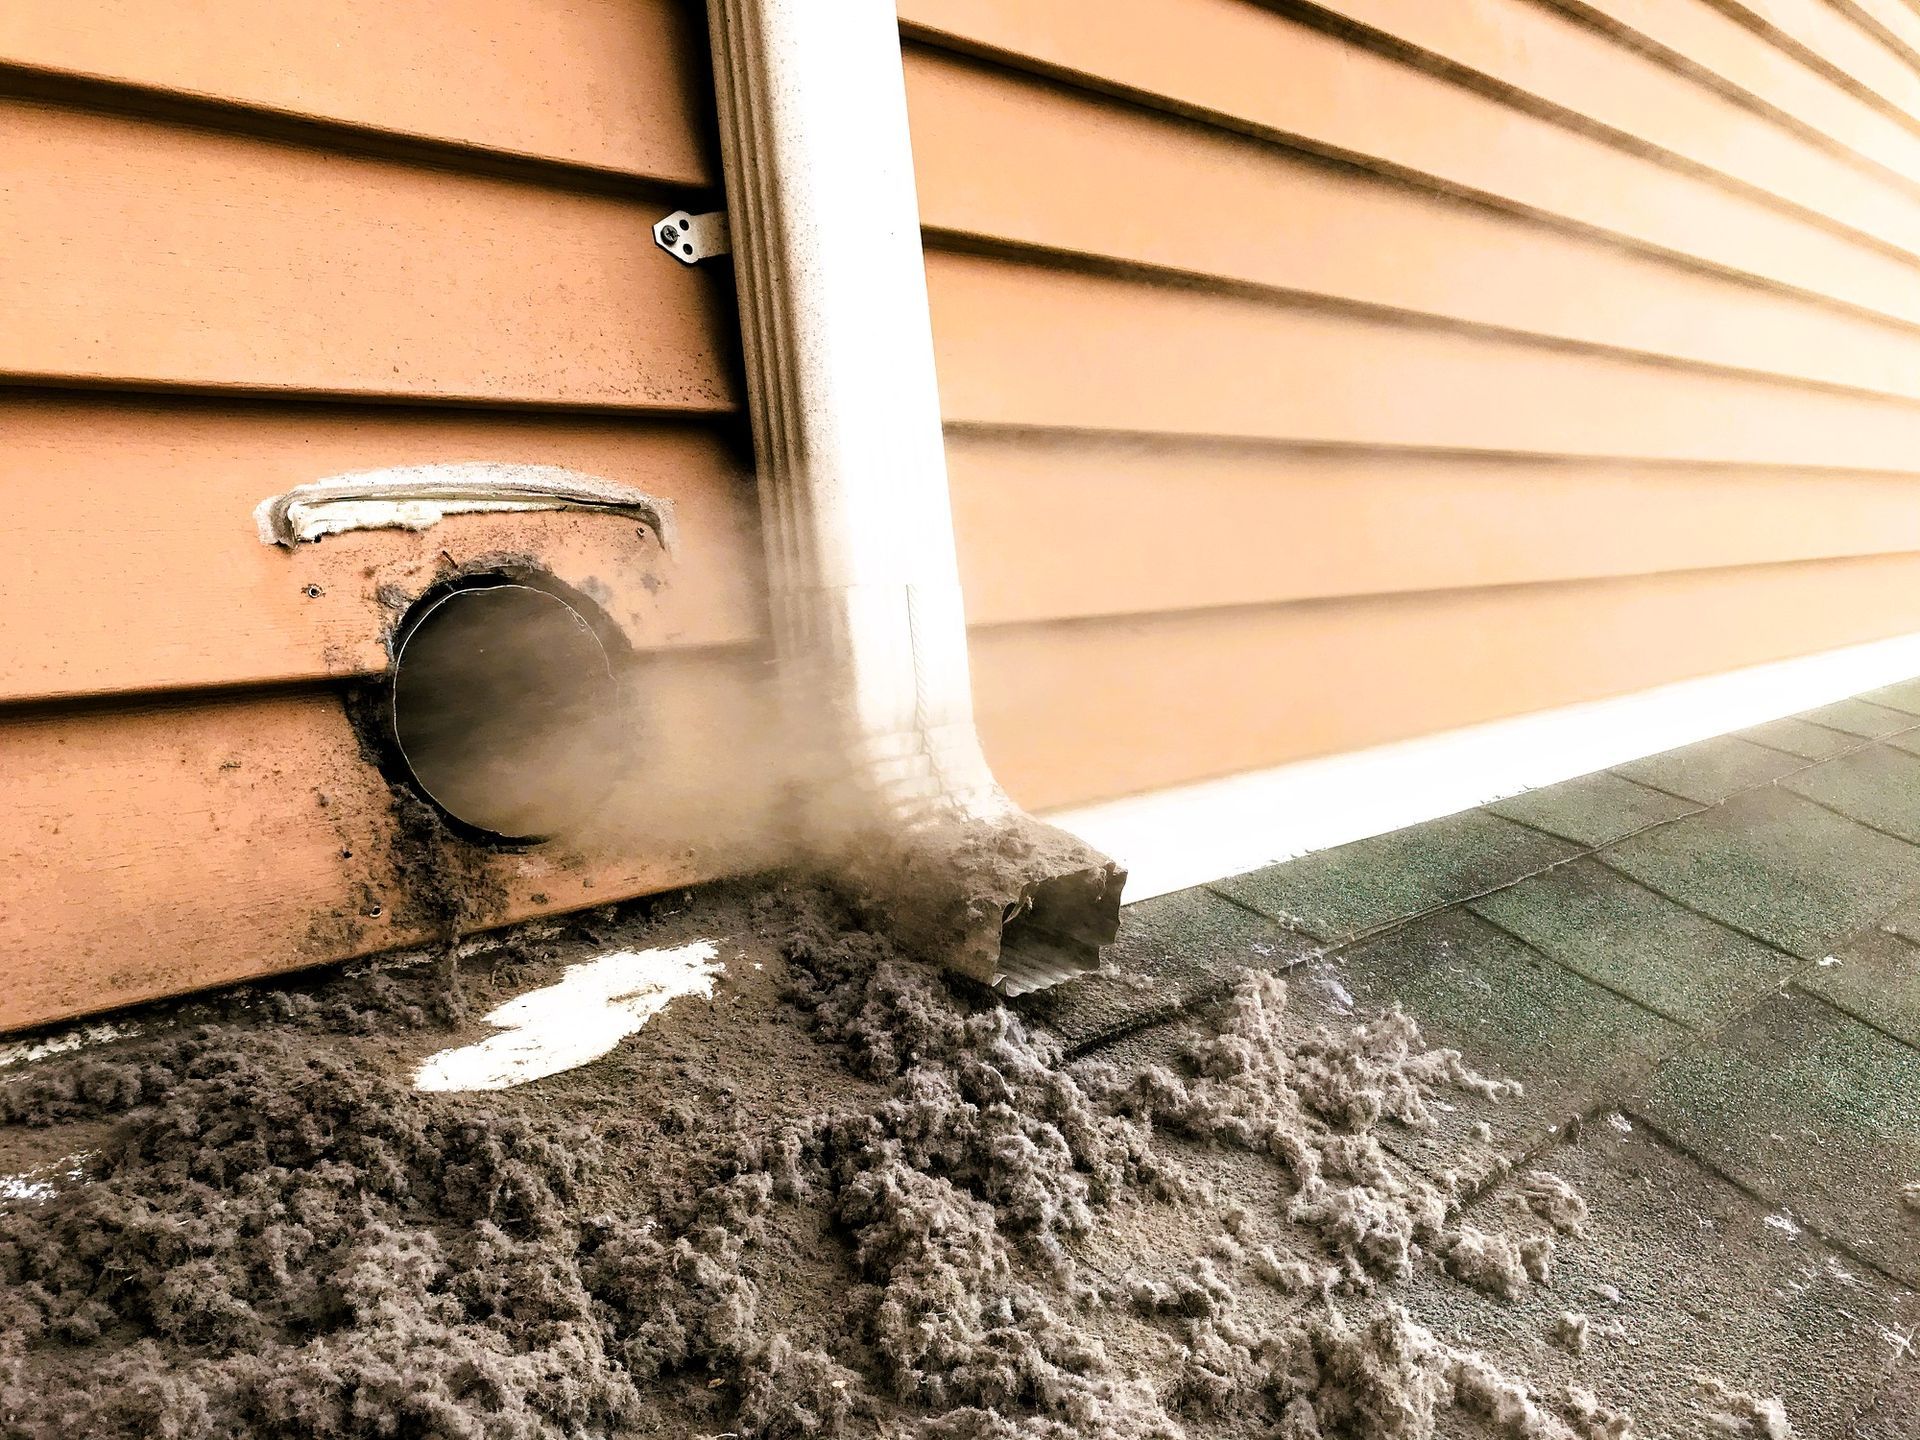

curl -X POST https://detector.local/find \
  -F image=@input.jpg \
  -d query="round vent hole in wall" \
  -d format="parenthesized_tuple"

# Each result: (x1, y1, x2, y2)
(389, 576, 623, 843)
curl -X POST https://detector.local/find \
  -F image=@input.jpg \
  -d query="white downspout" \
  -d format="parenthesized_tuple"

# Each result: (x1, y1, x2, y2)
(702, 0, 1123, 993)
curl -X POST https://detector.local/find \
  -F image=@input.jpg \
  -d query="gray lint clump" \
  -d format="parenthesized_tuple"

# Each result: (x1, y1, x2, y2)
(1697, 1377, 1794, 1439)
(1517, 1170, 1589, 1235)
(0, 884, 1628, 1438)
(1551, 1311, 1592, 1355)
(1149, 1299, 1636, 1440)
(1122, 972, 1555, 1300)
(0, 1022, 656, 1438)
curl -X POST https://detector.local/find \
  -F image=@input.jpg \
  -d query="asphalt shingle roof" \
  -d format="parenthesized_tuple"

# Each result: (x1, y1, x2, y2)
(1024, 685, 1920, 1434)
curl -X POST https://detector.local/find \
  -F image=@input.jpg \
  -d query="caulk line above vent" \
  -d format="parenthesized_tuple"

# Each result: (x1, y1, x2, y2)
(254, 462, 678, 550)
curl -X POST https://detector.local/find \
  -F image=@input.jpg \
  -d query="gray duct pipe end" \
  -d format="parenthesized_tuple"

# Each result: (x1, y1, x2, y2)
(844, 814, 1125, 996)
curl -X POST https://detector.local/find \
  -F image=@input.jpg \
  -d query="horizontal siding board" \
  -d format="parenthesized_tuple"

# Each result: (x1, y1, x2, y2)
(0, 100, 737, 407)
(1833, 0, 1920, 69)
(976, 552, 1920, 811)
(918, 3, 1920, 819)
(0, 650, 776, 1032)
(0, 399, 765, 704)
(899, 0, 1920, 328)
(906, 47, 1920, 401)
(1310, 0, 1920, 259)
(0, 2, 749, 1030)
(0, 0, 714, 185)
(948, 432, 1920, 625)
(1554, 0, 1920, 190)
(1714, 0, 1920, 124)
(925, 248, 1920, 470)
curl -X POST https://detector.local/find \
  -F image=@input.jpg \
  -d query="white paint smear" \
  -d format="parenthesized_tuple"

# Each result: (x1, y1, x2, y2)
(1, 1153, 92, 1206)
(0, 1174, 55, 1204)
(0, 1021, 134, 1071)
(414, 941, 723, 1093)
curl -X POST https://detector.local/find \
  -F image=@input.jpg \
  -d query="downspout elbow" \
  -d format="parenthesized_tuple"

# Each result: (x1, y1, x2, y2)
(703, 0, 1123, 991)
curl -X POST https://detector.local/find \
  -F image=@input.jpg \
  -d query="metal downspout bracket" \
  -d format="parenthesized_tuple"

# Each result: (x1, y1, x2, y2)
(653, 210, 732, 265)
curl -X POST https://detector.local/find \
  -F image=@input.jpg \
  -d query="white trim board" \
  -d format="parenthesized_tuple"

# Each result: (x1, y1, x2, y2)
(1048, 630, 1920, 905)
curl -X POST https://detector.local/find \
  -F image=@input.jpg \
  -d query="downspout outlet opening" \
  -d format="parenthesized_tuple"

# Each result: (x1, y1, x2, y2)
(388, 576, 623, 844)
(851, 815, 1126, 996)
(995, 861, 1127, 996)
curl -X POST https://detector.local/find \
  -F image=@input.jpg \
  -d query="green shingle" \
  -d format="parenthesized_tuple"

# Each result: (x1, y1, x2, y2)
(1737, 716, 1859, 761)
(1487, 770, 1695, 847)
(1857, 1356, 1920, 1440)
(1601, 787, 1920, 960)
(1212, 810, 1579, 942)
(1857, 676, 1920, 717)
(1019, 885, 1313, 1050)
(1800, 926, 1920, 1052)
(1781, 743, 1920, 845)
(1405, 1123, 1919, 1440)
(1793, 697, 1919, 739)
(1325, 908, 1685, 1183)
(1470, 857, 1797, 1027)
(1611, 735, 1802, 804)
(1637, 988, 1920, 1285)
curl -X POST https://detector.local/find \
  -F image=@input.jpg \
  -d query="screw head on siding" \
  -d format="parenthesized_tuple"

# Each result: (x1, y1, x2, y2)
(651, 210, 731, 265)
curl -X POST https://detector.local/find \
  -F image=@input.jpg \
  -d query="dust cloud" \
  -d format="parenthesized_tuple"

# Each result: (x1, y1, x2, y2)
(386, 581, 809, 867)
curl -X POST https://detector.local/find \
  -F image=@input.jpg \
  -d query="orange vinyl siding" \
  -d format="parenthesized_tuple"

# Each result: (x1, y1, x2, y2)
(1311, 0, 1920, 260)
(1706, 0, 1920, 124)
(0, 7, 759, 1029)
(18, 0, 1920, 1026)
(925, 249, 1920, 464)
(905, 49, 1920, 403)
(1549, 0, 1920, 193)
(900, 0, 1920, 323)
(946, 434, 1920, 625)
(0, 652, 776, 1032)
(0, 0, 716, 184)
(899, 0, 1920, 809)
(974, 553, 1920, 811)
(0, 101, 734, 406)
(1836, 0, 1920, 73)
(0, 400, 761, 704)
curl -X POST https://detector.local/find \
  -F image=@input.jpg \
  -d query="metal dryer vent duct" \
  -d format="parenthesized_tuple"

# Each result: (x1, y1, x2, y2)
(701, 0, 1124, 993)
(388, 577, 623, 844)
